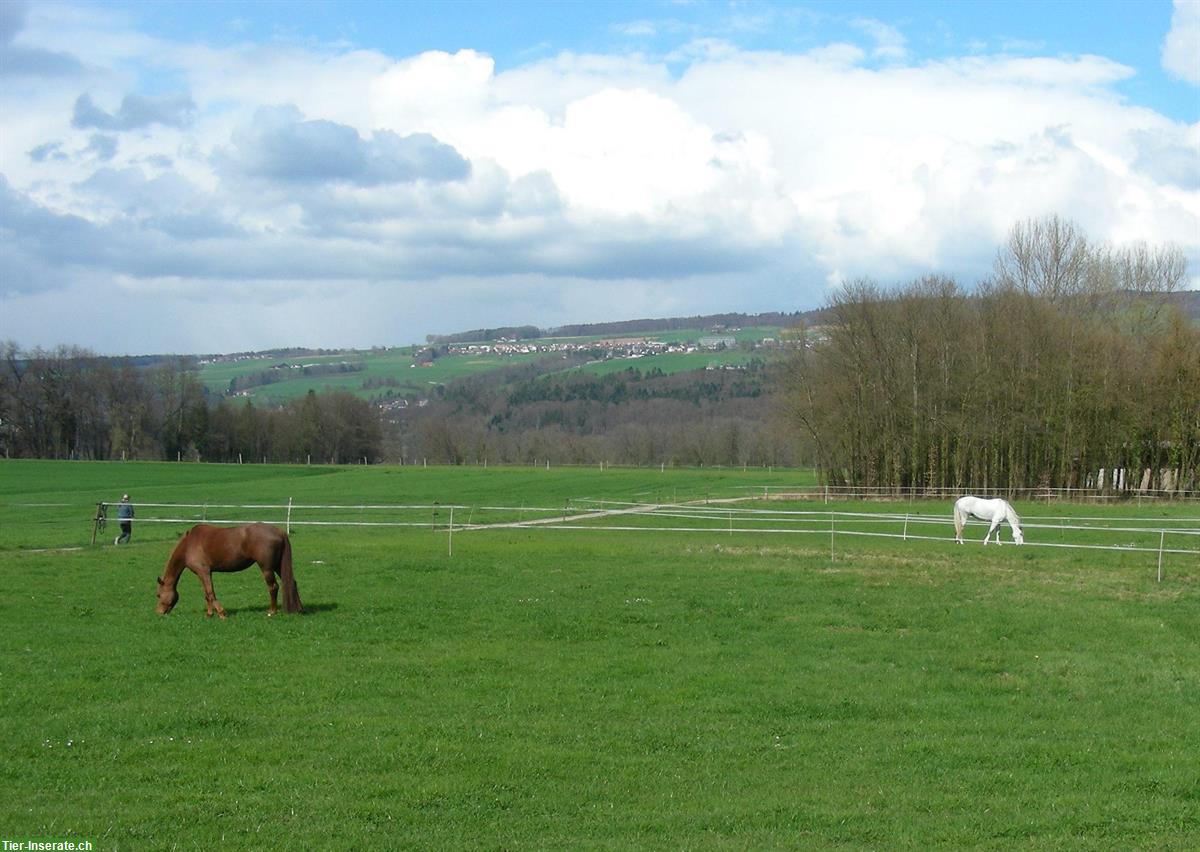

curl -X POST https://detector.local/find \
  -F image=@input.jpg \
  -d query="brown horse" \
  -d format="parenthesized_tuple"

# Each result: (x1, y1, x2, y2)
(156, 523, 302, 618)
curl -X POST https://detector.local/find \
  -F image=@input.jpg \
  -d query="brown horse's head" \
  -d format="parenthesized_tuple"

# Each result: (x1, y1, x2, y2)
(156, 576, 179, 614)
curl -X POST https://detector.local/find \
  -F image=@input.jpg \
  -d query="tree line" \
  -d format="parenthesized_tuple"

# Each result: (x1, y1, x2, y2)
(392, 362, 798, 468)
(0, 345, 381, 464)
(782, 217, 1198, 493)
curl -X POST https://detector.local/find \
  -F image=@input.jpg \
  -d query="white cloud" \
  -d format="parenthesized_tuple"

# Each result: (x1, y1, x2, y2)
(1163, 0, 1200, 84)
(0, 4, 1197, 354)
(850, 17, 907, 61)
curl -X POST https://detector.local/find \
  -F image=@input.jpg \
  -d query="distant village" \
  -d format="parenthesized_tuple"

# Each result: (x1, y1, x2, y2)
(198, 325, 798, 371)
(423, 333, 776, 363)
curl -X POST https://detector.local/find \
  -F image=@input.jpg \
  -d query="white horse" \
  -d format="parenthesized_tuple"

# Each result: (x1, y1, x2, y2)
(953, 496, 1024, 545)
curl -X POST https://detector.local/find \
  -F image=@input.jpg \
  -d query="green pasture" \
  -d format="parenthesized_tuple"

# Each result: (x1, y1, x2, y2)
(1, 461, 1198, 849)
(198, 350, 555, 404)
(194, 325, 783, 403)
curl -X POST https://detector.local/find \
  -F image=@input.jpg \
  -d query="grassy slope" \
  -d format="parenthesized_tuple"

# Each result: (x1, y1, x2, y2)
(199, 351, 550, 401)
(196, 325, 782, 402)
(1, 461, 1197, 849)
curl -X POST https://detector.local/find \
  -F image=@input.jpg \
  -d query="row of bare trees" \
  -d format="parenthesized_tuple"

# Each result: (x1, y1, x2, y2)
(782, 217, 1198, 493)
(0, 345, 381, 464)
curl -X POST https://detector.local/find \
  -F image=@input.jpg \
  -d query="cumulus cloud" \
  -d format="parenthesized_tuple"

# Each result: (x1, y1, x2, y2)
(219, 105, 470, 185)
(84, 133, 117, 161)
(0, 0, 83, 77)
(72, 92, 196, 131)
(1163, 0, 1200, 84)
(850, 17, 908, 61)
(0, 6, 1197, 353)
(27, 140, 66, 162)
(1132, 126, 1200, 189)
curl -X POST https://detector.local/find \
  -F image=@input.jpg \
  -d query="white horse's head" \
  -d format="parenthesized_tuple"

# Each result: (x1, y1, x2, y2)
(1003, 503, 1024, 545)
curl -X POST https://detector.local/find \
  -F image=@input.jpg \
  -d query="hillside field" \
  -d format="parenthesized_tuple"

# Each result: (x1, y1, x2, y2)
(1, 460, 1198, 849)
(195, 325, 782, 404)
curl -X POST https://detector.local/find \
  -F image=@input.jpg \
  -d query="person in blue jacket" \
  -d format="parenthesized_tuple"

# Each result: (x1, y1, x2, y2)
(115, 494, 134, 544)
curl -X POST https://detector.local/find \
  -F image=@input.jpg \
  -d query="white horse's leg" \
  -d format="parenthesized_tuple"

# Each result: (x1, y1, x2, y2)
(954, 508, 964, 544)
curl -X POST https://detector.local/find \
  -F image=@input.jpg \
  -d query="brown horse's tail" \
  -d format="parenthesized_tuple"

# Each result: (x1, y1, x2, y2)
(280, 534, 303, 613)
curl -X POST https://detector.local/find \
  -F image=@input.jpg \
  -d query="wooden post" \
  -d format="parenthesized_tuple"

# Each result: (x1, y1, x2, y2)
(286, 497, 293, 535)
(448, 506, 454, 557)
(1157, 530, 1165, 583)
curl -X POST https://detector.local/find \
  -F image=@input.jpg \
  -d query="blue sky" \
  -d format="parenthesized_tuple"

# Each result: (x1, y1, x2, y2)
(1, 0, 1198, 353)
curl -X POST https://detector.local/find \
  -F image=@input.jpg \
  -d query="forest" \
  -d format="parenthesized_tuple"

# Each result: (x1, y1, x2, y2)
(392, 360, 797, 467)
(782, 217, 1198, 493)
(0, 348, 381, 465)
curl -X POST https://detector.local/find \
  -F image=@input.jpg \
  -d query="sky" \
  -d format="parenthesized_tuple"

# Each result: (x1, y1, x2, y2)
(1, 0, 1198, 356)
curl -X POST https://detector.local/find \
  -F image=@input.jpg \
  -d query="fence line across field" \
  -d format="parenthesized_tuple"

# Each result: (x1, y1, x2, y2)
(90, 499, 1200, 527)
(571, 497, 1200, 521)
(91, 498, 1200, 545)
(506, 523, 1200, 557)
(79, 496, 1200, 580)
(741, 484, 1200, 502)
(569, 509, 1200, 538)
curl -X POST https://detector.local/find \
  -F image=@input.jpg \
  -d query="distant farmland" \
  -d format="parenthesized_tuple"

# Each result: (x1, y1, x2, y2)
(196, 326, 784, 404)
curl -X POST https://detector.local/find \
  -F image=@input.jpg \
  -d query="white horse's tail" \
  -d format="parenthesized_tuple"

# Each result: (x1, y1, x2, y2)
(953, 501, 966, 543)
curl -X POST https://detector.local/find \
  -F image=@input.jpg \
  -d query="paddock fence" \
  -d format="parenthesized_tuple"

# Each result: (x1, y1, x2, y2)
(7, 492, 1197, 564)
(73, 496, 1200, 575)
(739, 484, 1200, 502)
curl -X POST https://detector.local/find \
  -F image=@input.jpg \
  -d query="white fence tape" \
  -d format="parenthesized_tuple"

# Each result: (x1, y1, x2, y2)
(84, 498, 1200, 558)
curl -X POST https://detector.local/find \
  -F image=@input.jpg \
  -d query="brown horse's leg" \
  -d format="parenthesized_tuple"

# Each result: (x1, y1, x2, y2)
(194, 567, 227, 619)
(260, 564, 279, 616)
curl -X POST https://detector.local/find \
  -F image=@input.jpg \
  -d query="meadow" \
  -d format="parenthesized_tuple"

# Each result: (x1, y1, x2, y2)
(195, 326, 780, 403)
(197, 349, 553, 403)
(1, 460, 1198, 849)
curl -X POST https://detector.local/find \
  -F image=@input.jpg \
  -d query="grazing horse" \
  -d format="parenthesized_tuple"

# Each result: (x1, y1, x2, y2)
(156, 523, 302, 618)
(953, 496, 1024, 546)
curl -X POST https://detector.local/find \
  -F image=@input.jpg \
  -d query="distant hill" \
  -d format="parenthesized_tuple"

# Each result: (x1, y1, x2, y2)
(427, 311, 821, 345)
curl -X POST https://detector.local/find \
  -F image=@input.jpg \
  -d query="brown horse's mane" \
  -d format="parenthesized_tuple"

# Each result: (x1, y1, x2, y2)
(157, 523, 302, 618)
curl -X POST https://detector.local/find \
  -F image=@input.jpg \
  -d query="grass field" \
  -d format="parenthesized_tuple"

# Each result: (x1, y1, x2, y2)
(197, 349, 553, 403)
(2, 461, 1198, 849)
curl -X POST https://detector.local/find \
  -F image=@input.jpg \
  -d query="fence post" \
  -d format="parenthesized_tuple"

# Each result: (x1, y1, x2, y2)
(1157, 530, 1165, 583)
(286, 497, 293, 535)
(448, 506, 454, 557)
